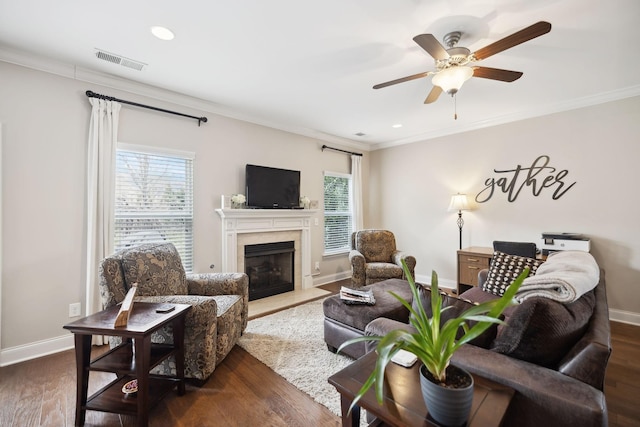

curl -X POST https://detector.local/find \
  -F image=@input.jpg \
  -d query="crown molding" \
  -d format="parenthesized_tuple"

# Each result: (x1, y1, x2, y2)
(3, 45, 637, 154)
(371, 85, 640, 151)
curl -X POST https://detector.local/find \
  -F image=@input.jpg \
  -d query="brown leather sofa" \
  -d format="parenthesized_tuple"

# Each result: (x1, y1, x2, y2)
(364, 268, 611, 427)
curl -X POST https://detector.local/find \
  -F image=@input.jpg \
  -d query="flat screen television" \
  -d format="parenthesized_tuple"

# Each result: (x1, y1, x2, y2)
(245, 164, 301, 209)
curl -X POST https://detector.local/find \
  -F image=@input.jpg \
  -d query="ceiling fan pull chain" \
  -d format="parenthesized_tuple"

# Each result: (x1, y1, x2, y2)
(454, 94, 458, 120)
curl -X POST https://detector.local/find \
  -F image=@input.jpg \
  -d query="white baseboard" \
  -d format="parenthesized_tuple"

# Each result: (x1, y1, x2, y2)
(312, 270, 352, 287)
(0, 334, 73, 367)
(609, 308, 640, 326)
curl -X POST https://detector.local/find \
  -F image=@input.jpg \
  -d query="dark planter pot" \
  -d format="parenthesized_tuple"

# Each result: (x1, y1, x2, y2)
(419, 364, 474, 426)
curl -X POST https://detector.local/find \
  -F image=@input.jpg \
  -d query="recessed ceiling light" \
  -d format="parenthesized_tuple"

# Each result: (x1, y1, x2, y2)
(151, 26, 175, 41)
(392, 124, 403, 128)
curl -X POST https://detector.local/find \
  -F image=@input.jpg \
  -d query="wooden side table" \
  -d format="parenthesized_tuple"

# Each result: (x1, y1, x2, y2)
(63, 302, 191, 427)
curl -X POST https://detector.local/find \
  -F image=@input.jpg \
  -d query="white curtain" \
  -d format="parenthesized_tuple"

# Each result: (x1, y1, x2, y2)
(351, 154, 364, 231)
(86, 99, 120, 344)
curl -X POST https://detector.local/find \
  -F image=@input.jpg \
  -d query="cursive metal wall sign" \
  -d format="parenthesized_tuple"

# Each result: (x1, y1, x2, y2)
(475, 155, 576, 203)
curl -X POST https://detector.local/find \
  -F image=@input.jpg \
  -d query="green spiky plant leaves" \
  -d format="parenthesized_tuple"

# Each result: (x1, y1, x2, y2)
(337, 259, 527, 413)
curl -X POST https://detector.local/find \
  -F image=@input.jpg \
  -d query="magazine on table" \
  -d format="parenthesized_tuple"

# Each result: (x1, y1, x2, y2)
(340, 286, 376, 305)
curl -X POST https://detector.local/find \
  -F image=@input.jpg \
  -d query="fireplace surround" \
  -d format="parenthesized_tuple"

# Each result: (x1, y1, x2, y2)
(215, 208, 317, 291)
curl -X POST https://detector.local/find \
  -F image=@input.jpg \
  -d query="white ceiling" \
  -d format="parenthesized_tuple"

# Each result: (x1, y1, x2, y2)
(1, 0, 639, 150)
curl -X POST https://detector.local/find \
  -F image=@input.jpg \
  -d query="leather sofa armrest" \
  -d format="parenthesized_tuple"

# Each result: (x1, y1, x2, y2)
(452, 344, 607, 427)
(364, 317, 417, 353)
(558, 271, 611, 390)
(478, 268, 489, 289)
(349, 249, 366, 287)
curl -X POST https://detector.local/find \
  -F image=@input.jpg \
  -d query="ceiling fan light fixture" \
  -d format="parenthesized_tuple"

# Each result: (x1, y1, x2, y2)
(432, 66, 473, 95)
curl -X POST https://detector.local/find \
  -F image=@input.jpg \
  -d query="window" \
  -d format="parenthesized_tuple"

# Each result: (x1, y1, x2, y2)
(114, 144, 194, 272)
(323, 171, 353, 255)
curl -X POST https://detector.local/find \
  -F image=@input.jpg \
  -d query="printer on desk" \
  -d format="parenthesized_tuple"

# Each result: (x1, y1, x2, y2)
(540, 232, 590, 255)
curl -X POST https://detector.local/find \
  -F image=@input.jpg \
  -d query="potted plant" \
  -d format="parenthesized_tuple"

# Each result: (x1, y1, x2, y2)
(338, 260, 527, 426)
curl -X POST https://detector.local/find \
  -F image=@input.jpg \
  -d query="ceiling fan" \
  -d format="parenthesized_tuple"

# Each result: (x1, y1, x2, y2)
(373, 21, 552, 105)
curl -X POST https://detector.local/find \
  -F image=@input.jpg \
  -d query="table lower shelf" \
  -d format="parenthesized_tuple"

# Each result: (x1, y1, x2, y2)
(90, 342, 176, 373)
(86, 375, 179, 416)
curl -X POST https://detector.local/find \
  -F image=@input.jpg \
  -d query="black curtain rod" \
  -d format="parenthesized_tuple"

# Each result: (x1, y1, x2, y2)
(86, 90, 208, 126)
(321, 144, 363, 157)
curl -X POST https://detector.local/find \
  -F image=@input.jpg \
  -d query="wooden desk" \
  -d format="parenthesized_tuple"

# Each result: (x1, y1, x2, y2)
(457, 246, 493, 294)
(328, 351, 514, 427)
(456, 246, 547, 294)
(63, 302, 191, 426)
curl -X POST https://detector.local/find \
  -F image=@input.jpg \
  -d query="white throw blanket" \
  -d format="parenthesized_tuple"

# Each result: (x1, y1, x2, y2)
(516, 250, 600, 303)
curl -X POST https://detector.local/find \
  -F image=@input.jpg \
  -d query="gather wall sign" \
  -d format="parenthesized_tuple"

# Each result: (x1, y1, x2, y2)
(475, 155, 576, 203)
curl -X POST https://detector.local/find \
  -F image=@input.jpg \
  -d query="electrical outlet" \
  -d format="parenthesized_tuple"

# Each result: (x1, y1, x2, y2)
(315, 261, 320, 271)
(69, 302, 82, 318)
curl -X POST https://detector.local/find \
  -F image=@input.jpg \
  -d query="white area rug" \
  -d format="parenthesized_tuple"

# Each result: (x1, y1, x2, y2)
(238, 298, 366, 422)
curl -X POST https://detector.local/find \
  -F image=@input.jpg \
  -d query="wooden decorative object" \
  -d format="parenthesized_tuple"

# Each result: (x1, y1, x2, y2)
(114, 283, 137, 327)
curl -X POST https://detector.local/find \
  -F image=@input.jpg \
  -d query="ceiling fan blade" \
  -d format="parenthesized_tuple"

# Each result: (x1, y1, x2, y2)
(413, 34, 449, 60)
(373, 71, 431, 89)
(424, 85, 443, 104)
(472, 66, 523, 82)
(473, 21, 552, 61)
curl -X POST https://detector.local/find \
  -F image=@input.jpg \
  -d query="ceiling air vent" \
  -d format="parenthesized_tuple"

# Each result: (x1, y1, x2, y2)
(95, 49, 146, 71)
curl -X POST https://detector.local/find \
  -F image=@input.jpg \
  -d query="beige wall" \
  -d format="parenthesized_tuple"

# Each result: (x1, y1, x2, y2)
(1, 57, 637, 361)
(0, 60, 362, 354)
(369, 96, 640, 319)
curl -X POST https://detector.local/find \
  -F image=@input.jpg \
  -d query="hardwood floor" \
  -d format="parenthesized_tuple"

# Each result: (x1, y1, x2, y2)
(605, 321, 640, 427)
(0, 281, 638, 426)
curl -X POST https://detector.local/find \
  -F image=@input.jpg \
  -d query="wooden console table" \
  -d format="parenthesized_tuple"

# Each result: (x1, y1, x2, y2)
(63, 302, 191, 426)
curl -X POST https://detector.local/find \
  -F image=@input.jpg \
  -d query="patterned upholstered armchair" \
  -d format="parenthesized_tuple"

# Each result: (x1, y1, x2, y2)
(349, 229, 416, 287)
(98, 242, 248, 383)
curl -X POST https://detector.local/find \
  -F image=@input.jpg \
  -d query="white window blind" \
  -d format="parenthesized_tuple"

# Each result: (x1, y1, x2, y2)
(114, 145, 194, 272)
(324, 171, 353, 255)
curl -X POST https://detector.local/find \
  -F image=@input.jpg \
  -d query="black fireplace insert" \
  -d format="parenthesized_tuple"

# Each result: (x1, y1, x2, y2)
(244, 241, 295, 301)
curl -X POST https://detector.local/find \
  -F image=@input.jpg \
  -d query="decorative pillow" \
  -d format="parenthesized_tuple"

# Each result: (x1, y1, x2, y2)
(120, 243, 188, 296)
(483, 251, 543, 296)
(491, 289, 596, 368)
(411, 284, 498, 349)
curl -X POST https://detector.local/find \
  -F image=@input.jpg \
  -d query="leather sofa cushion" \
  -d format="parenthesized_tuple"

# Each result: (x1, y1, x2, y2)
(491, 289, 596, 368)
(483, 251, 542, 296)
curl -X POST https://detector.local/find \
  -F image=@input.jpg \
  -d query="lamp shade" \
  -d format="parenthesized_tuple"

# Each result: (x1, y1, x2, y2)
(448, 193, 469, 211)
(432, 66, 474, 94)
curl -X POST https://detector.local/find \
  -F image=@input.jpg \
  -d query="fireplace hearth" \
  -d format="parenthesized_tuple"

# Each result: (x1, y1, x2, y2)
(245, 241, 295, 301)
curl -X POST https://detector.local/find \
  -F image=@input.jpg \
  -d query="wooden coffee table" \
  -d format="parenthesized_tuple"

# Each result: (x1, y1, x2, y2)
(329, 351, 514, 427)
(63, 302, 191, 427)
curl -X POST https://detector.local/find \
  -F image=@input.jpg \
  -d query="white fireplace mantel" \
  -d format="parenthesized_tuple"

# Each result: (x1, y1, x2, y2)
(215, 209, 318, 289)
